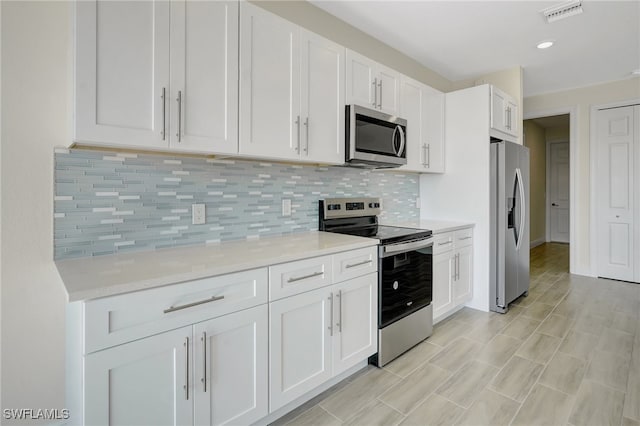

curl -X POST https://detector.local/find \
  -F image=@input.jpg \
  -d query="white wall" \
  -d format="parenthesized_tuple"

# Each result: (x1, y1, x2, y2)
(524, 77, 640, 275)
(420, 85, 492, 311)
(1, 1, 71, 419)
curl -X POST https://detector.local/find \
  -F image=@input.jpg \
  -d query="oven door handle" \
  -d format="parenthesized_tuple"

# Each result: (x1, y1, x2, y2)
(382, 239, 433, 257)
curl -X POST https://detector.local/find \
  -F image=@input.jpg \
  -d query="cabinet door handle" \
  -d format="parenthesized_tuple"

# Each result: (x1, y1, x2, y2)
(438, 241, 452, 246)
(184, 336, 190, 400)
(287, 271, 324, 283)
(345, 259, 372, 269)
(329, 293, 334, 336)
(163, 295, 225, 314)
(378, 80, 383, 109)
(176, 91, 182, 142)
(422, 144, 427, 166)
(456, 253, 460, 280)
(426, 144, 431, 168)
(295, 115, 301, 152)
(304, 117, 309, 153)
(201, 332, 207, 393)
(459, 236, 472, 240)
(337, 290, 343, 332)
(372, 78, 378, 107)
(161, 87, 166, 140)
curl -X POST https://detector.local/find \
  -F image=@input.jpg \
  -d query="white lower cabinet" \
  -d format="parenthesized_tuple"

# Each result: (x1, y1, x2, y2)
(84, 305, 268, 426)
(269, 272, 377, 412)
(85, 326, 193, 426)
(194, 305, 268, 426)
(432, 227, 474, 323)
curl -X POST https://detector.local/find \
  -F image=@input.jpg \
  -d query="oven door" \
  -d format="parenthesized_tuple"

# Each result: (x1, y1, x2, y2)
(379, 239, 433, 328)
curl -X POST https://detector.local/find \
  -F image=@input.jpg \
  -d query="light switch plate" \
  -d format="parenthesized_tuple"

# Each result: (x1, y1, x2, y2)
(415, 197, 421, 209)
(192, 204, 206, 225)
(282, 199, 291, 217)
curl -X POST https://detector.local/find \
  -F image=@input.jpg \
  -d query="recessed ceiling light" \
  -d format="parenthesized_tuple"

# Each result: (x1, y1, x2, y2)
(632, 69, 640, 76)
(537, 40, 555, 49)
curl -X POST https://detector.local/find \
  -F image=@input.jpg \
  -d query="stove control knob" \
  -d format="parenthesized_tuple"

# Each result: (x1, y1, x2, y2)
(368, 203, 374, 208)
(374, 202, 380, 208)
(393, 281, 399, 290)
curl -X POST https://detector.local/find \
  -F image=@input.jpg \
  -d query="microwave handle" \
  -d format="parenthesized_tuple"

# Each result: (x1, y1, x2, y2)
(397, 126, 406, 157)
(392, 126, 399, 155)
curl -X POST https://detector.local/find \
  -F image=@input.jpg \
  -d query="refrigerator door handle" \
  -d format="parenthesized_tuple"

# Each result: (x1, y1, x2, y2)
(515, 167, 526, 250)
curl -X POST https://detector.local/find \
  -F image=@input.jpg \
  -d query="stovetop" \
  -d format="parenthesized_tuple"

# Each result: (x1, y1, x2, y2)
(318, 198, 431, 245)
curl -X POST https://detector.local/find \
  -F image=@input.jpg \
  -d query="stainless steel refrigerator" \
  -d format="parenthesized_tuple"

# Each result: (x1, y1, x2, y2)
(490, 140, 530, 313)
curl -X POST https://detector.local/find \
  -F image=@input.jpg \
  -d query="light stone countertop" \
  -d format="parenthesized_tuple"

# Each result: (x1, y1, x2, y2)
(56, 231, 379, 302)
(381, 219, 475, 234)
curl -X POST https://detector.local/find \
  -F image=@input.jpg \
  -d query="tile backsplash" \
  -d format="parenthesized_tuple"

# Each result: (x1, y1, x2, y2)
(54, 148, 419, 259)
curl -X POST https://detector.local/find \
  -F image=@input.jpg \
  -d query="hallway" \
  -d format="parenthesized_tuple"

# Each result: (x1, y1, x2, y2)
(277, 243, 640, 426)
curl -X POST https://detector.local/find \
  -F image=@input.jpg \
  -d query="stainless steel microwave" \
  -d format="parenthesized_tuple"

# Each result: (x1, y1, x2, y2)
(346, 105, 407, 168)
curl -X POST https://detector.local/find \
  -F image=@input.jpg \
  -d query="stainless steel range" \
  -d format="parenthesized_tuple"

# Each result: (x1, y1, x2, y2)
(319, 198, 433, 367)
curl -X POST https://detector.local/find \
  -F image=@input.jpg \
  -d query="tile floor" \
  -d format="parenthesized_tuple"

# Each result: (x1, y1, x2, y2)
(273, 243, 640, 426)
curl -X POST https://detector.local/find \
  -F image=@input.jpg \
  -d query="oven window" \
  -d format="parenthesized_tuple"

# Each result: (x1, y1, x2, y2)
(380, 247, 433, 328)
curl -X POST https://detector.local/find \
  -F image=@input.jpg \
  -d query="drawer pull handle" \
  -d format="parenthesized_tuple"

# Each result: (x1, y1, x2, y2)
(163, 295, 225, 314)
(459, 236, 472, 240)
(345, 259, 372, 269)
(287, 271, 324, 283)
(438, 241, 452, 246)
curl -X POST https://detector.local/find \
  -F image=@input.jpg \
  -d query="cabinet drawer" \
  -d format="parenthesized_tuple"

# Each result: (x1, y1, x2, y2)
(333, 246, 378, 283)
(84, 268, 268, 353)
(455, 228, 473, 248)
(433, 232, 454, 255)
(269, 255, 333, 301)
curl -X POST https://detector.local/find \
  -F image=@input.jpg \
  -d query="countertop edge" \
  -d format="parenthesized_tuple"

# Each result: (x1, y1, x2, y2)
(60, 236, 379, 302)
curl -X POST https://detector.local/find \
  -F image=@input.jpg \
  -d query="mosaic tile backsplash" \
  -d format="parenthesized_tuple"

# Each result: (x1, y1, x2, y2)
(54, 148, 420, 260)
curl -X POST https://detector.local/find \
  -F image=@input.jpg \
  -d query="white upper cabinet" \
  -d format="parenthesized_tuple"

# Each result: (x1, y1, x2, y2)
(239, 3, 344, 165)
(300, 30, 345, 164)
(490, 86, 519, 141)
(75, 0, 238, 154)
(399, 77, 445, 173)
(75, 1, 170, 149)
(346, 50, 400, 116)
(169, 0, 239, 154)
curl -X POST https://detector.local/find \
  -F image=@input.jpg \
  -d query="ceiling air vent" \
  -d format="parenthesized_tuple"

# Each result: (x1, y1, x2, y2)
(542, 0, 583, 23)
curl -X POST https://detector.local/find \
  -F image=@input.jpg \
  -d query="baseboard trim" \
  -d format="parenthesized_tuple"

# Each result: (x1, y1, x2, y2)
(530, 237, 546, 249)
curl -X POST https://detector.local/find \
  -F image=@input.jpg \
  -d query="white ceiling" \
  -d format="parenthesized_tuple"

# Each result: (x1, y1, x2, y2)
(310, 0, 640, 97)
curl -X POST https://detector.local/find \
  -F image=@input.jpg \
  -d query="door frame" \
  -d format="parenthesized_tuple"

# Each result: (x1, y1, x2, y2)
(524, 107, 578, 274)
(546, 139, 570, 244)
(590, 98, 640, 278)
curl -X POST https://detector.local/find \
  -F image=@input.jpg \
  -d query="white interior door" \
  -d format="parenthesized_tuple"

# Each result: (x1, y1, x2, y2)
(596, 106, 636, 282)
(549, 141, 570, 243)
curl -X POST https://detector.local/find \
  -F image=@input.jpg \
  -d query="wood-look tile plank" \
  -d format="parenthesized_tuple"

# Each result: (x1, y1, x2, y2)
(569, 380, 625, 426)
(320, 368, 400, 421)
(475, 334, 522, 367)
(558, 330, 600, 361)
(454, 389, 520, 426)
(538, 352, 586, 395)
(489, 355, 544, 403)
(511, 384, 575, 426)
(343, 400, 404, 426)
(399, 394, 464, 426)
(538, 314, 573, 338)
(585, 349, 631, 392)
(429, 319, 472, 347)
(428, 337, 482, 373)
(379, 363, 451, 415)
(435, 360, 499, 408)
(501, 316, 541, 340)
(521, 302, 555, 321)
(286, 406, 341, 426)
(515, 332, 561, 364)
(383, 341, 442, 378)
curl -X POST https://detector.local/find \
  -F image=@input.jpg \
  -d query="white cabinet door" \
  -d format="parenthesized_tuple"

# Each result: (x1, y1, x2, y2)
(269, 287, 333, 411)
(377, 64, 400, 116)
(85, 327, 192, 426)
(332, 274, 377, 375)
(490, 86, 507, 135)
(75, 1, 170, 149)
(169, 0, 238, 154)
(239, 3, 300, 160)
(194, 305, 268, 426)
(399, 78, 425, 172)
(345, 49, 376, 109)
(422, 87, 445, 173)
(300, 30, 345, 164)
(432, 252, 454, 321)
(453, 246, 473, 305)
